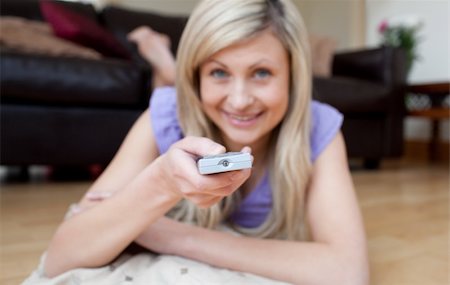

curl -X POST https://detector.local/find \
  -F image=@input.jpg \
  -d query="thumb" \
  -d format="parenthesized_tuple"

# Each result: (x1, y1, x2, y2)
(174, 136, 225, 157)
(240, 146, 252, 154)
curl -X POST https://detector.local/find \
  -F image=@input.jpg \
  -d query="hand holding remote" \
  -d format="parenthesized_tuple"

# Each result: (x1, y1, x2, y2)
(153, 136, 252, 208)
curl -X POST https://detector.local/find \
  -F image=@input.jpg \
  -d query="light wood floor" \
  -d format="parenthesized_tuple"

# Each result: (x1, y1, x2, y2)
(1, 159, 448, 285)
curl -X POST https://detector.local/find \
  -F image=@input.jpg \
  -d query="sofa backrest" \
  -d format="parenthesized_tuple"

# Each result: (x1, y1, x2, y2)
(332, 46, 407, 87)
(100, 6, 188, 65)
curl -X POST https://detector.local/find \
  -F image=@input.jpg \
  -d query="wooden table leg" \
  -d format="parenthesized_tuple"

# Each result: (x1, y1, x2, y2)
(429, 119, 440, 161)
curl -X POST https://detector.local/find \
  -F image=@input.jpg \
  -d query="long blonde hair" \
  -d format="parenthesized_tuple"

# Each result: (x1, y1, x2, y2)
(172, 0, 312, 240)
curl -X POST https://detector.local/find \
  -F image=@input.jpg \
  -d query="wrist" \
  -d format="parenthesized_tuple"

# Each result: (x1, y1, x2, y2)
(174, 222, 199, 258)
(142, 157, 182, 203)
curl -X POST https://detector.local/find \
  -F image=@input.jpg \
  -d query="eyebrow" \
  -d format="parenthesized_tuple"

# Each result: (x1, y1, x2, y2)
(206, 59, 228, 68)
(205, 58, 275, 69)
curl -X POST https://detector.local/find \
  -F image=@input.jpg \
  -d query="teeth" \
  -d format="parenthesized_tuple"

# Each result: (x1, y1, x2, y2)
(230, 114, 256, 121)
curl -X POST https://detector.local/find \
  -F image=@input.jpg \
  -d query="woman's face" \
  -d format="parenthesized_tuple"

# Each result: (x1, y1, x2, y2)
(199, 30, 290, 151)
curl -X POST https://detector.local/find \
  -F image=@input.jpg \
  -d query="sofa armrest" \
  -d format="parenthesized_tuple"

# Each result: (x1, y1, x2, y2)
(1, 51, 151, 107)
(332, 46, 408, 87)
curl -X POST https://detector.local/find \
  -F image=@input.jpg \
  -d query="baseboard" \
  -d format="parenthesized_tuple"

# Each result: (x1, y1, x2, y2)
(404, 140, 449, 162)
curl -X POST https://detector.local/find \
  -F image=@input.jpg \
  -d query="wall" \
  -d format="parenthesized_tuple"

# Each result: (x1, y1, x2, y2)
(111, 0, 198, 14)
(110, 0, 366, 50)
(366, 0, 449, 84)
(295, 0, 366, 50)
(86, 0, 449, 142)
(366, 0, 450, 142)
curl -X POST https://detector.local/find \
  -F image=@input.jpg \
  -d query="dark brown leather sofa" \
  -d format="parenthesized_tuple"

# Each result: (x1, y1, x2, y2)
(0, 0, 408, 170)
(0, 0, 186, 167)
(315, 47, 408, 168)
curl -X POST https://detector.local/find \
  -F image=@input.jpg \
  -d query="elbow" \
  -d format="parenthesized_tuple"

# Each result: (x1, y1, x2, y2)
(43, 255, 66, 278)
(316, 262, 369, 285)
(43, 234, 86, 278)
(336, 253, 370, 285)
(43, 246, 75, 278)
(340, 265, 370, 285)
(43, 263, 61, 279)
(317, 251, 370, 285)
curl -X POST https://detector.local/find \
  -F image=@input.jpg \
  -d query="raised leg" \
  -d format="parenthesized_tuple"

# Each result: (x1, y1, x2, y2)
(128, 26, 176, 88)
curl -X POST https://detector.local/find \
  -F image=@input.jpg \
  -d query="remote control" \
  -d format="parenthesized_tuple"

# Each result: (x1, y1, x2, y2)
(197, 152, 252, 175)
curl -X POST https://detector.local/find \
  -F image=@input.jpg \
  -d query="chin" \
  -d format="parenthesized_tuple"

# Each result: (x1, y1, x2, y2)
(222, 129, 267, 149)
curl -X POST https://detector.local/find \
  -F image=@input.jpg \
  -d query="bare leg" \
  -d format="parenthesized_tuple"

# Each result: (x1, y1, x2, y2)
(128, 26, 176, 88)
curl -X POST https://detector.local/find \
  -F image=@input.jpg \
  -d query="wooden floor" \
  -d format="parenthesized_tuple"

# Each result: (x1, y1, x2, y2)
(1, 158, 448, 285)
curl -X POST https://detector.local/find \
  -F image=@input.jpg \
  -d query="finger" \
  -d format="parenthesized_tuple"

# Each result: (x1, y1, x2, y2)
(85, 191, 113, 201)
(127, 26, 151, 41)
(64, 204, 84, 220)
(127, 28, 143, 41)
(168, 137, 229, 189)
(184, 193, 214, 205)
(195, 168, 252, 196)
(160, 34, 172, 48)
(231, 168, 252, 188)
(208, 181, 241, 197)
(172, 151, 252, 196)
(240, 146, 252, 154)
(193, 195, 224, 209)
(198, 196, 224, 208)
(173, 136, 225, 158)
(187, 170, 238, 193)
(239, 147, 254, 164)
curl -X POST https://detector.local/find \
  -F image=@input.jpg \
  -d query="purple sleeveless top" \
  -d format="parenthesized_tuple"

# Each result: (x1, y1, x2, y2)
(150, 87, 343, 228)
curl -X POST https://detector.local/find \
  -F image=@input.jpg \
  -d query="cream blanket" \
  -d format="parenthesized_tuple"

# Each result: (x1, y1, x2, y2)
(23, 252, 290, 285)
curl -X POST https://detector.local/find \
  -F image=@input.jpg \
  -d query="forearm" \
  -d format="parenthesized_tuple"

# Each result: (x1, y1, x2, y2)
(44, 167, 180, 277)
(170, 225, 367, 285)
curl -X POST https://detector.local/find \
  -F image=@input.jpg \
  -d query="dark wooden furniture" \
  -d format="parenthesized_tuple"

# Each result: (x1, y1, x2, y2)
(407, 82, 450, 161)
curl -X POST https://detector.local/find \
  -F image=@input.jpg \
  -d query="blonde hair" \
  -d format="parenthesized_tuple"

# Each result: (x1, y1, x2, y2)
(172, 0, 312, 240)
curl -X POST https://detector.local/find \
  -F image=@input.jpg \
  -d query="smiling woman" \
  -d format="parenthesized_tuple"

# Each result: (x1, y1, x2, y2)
(199, 31, 290, 152)
(24, 1, 369, 284)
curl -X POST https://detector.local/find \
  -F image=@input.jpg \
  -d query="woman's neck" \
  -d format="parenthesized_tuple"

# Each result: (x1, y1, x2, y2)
(222, 133, 271, 167)
(221, 133, 273, 196)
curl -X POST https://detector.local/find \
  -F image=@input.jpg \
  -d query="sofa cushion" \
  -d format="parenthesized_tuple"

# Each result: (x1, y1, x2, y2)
(309, 35, 337, 77)
(1, 52, 150, 107)
(0, 16, 102, 59)
(313, 76, 390, 113)
(40, 1, 130, 59)
(101, 6, 188, 64)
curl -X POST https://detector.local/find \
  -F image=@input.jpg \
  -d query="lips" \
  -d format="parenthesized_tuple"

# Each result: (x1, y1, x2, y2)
(222, 110, 262, 127)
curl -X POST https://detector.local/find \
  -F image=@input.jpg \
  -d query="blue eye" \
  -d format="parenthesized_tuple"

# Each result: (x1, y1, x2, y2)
(211, 69, 228, 79)
(254, 69, 271, 79)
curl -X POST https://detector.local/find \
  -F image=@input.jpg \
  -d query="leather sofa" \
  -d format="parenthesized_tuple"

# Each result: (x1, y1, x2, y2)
(0, 0, 186, 167)
(315, 47, 408, 168)
(0, 0, 408, 170)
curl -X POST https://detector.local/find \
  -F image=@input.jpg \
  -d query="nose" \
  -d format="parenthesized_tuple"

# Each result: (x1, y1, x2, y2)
(227, 79, 254, 110)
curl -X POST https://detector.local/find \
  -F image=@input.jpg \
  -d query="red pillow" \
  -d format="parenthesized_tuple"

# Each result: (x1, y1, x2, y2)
(40, 1, 130, 59)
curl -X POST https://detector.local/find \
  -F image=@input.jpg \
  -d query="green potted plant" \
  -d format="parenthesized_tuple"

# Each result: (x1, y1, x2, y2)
(378, 15, 423, 73)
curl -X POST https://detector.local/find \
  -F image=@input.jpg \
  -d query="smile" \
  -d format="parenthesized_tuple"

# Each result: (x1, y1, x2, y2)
(222, 110, 263, 127)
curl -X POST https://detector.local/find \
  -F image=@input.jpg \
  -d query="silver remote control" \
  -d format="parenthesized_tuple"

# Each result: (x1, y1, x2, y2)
(197, 152, 252, 175)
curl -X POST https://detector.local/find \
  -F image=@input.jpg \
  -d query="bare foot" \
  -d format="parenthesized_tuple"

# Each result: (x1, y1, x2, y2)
(128, 26, 176, 87)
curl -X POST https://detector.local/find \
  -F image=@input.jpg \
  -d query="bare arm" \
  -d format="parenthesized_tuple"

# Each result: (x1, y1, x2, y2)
(44, 110, 251, 277)
(44, 110, 172, 277)
(136, 132, 369, 285)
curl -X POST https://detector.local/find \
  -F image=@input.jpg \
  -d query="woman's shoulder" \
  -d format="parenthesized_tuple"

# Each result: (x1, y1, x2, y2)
(310, 100, 344, 162)
(149, 86, 183, 154)
(150, 86, 177, 107)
